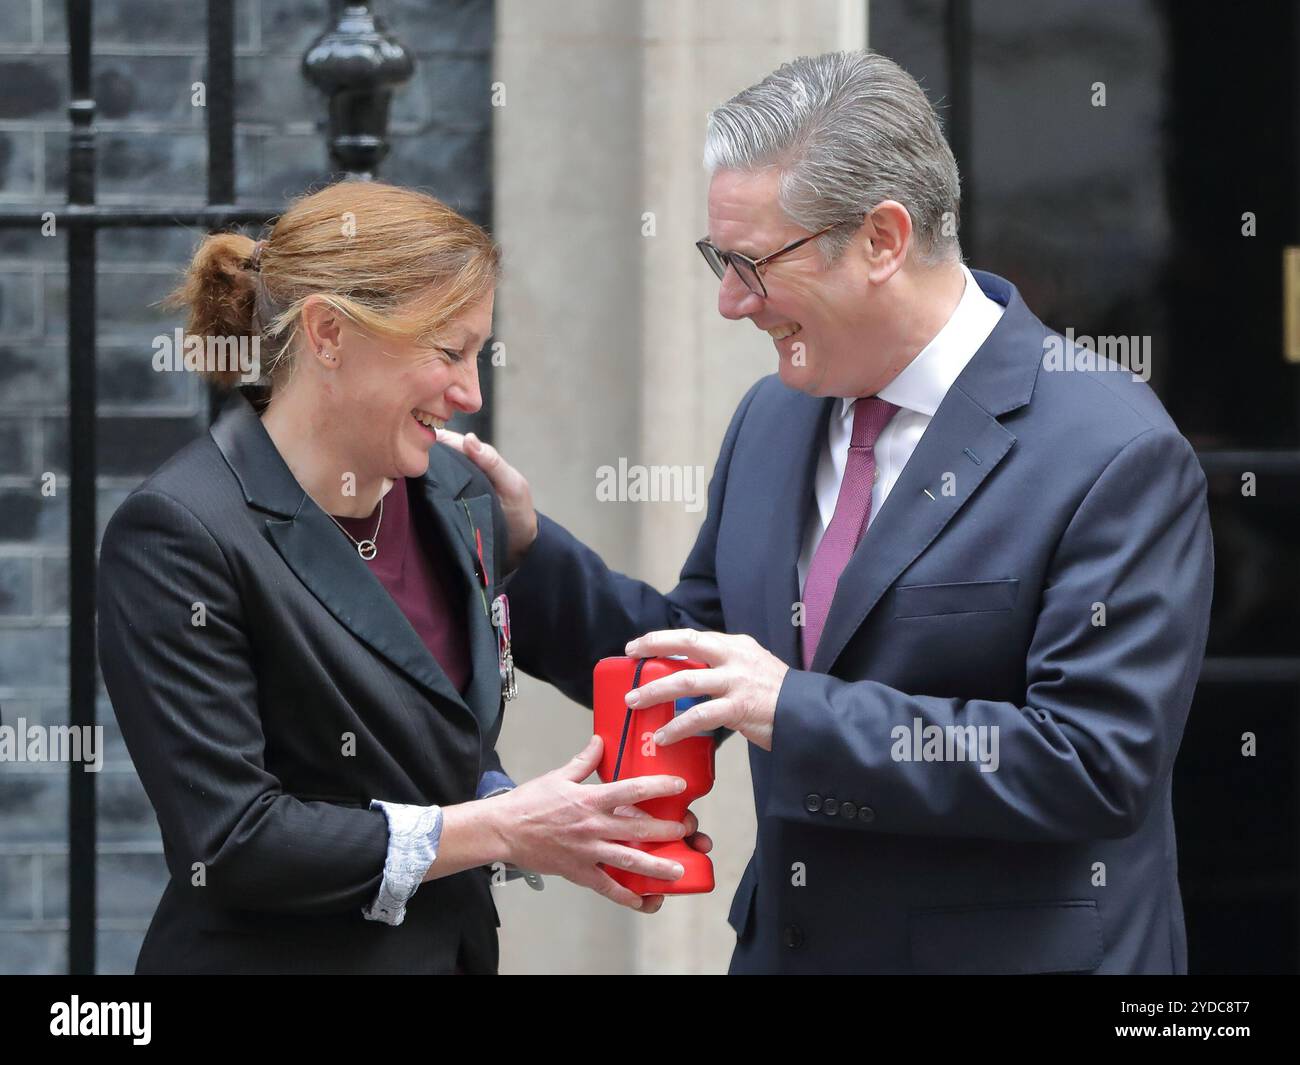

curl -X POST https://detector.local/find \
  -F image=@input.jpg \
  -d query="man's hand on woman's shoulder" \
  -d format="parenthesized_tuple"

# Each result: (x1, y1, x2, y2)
(437, 429, 538, 572)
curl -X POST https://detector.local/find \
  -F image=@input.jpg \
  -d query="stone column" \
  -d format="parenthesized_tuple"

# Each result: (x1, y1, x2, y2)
(493, 0, 867, 975)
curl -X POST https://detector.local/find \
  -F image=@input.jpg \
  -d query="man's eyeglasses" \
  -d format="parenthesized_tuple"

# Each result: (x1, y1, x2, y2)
(695, 219, 859, 299)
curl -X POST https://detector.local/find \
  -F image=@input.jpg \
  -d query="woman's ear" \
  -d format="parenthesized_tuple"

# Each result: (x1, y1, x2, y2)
(300, 294, 345, 359)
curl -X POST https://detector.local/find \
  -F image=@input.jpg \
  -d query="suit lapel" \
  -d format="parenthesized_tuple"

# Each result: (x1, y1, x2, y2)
(763, 392, 835, 666)
(264, 502, 479, 721)
(417, 481, 502, 732)
(803, 270, 1047, 674)
(210, 386, 500, 732)
(809, 387, 1015, 673)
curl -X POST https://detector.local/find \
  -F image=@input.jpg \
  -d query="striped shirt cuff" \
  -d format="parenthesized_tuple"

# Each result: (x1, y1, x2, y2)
(362, 800, 444, 927)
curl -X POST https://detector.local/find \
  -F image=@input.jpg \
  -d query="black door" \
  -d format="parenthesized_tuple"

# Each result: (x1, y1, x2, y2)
(871, 0, 1300, 973)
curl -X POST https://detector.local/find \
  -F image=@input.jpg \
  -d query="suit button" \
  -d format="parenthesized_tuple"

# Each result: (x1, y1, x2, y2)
(858, 805, 875, 822)
(803, 793, 822, 813)
(839, 801, 857, 819)
(783, 924, 804, 949)
(822, 797, 839, 816)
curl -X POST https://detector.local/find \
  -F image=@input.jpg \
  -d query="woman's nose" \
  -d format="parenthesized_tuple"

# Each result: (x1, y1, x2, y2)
(446, 357, 483, 415)
(717, 267, 763, 321)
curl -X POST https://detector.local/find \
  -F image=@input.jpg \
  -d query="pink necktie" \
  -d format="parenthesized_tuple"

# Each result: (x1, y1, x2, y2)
(801, 397, 899, 670)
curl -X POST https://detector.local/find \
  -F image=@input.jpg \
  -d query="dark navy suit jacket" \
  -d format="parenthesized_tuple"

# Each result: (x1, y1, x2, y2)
(505, 270, 1214, 974)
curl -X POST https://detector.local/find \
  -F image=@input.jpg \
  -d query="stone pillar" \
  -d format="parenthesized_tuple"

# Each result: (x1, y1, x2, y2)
(493, 0, 867, 975)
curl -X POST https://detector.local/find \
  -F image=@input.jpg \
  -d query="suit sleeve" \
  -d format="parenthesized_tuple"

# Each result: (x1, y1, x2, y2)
(767, 426, 1215, 842)
(504, 380, 763, 708)
(97, 489, 390, 915)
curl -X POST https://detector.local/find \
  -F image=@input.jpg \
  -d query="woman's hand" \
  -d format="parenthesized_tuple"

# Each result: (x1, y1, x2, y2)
(611, 806, 713, 915)
(437, 429, 538, 572)
(489, 735, 691, 911)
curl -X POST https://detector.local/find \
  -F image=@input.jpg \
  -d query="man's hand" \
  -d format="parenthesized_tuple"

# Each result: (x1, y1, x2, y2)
(436, 429, 538, 572)
(623, 629, 789, 751)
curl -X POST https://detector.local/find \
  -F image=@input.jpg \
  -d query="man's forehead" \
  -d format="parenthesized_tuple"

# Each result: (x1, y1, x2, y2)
(706, 168, 790, 248)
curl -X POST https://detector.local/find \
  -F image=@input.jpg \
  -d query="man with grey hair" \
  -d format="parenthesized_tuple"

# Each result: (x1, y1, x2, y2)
(449, 49, 1213, 974)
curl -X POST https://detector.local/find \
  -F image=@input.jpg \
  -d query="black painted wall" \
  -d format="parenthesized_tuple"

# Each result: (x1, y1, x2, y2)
(0, 0, 493, 974)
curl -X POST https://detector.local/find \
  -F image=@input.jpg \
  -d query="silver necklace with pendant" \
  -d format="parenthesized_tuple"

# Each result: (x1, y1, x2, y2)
(329, 495, 383, 560)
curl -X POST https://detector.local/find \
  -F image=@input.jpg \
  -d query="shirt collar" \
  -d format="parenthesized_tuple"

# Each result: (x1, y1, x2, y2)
(838, 262, 997, 423)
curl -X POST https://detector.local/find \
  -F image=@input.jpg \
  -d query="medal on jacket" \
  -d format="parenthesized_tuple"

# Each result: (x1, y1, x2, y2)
(461, 500, 515, 700)
(492, 593, 518, 702)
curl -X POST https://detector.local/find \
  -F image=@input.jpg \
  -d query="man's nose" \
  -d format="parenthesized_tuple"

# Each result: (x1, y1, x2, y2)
(446, 358, 483, 415)
(717, 266, 763, 321)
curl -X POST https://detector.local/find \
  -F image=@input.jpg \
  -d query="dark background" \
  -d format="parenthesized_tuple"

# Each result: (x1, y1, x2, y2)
(0, 0, 493, 974)
(873, 0, 1300, 973)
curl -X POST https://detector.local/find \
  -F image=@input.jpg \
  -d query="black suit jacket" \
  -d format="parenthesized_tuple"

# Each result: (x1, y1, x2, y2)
(97, 384, 511, 974)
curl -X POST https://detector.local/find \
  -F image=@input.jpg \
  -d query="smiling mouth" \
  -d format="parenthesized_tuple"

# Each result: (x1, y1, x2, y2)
(411, 408, 446, 431)
(765, 322, 802, 340)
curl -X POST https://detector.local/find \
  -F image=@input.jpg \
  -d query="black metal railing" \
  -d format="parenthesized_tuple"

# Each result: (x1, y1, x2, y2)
(0, 0, 420, 976)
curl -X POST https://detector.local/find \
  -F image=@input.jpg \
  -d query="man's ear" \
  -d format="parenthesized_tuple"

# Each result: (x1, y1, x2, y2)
(862, 200, 912, 283)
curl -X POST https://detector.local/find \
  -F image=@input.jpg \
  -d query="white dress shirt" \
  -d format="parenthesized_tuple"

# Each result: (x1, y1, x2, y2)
(797, 264, 1006, 594)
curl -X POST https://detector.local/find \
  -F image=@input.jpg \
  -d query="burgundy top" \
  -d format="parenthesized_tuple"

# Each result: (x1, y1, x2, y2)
(333, 477, 472, 695)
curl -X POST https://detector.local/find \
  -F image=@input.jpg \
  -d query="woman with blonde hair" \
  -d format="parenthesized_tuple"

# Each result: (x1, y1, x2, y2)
(97, 181, 705, 974)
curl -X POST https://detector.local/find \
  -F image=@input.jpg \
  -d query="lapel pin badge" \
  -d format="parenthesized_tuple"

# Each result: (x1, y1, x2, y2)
(460, 499, 490, 617)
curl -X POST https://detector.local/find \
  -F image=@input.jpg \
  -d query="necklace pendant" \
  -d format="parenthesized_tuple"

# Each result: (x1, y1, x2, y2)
(357, 539, 377, 561)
